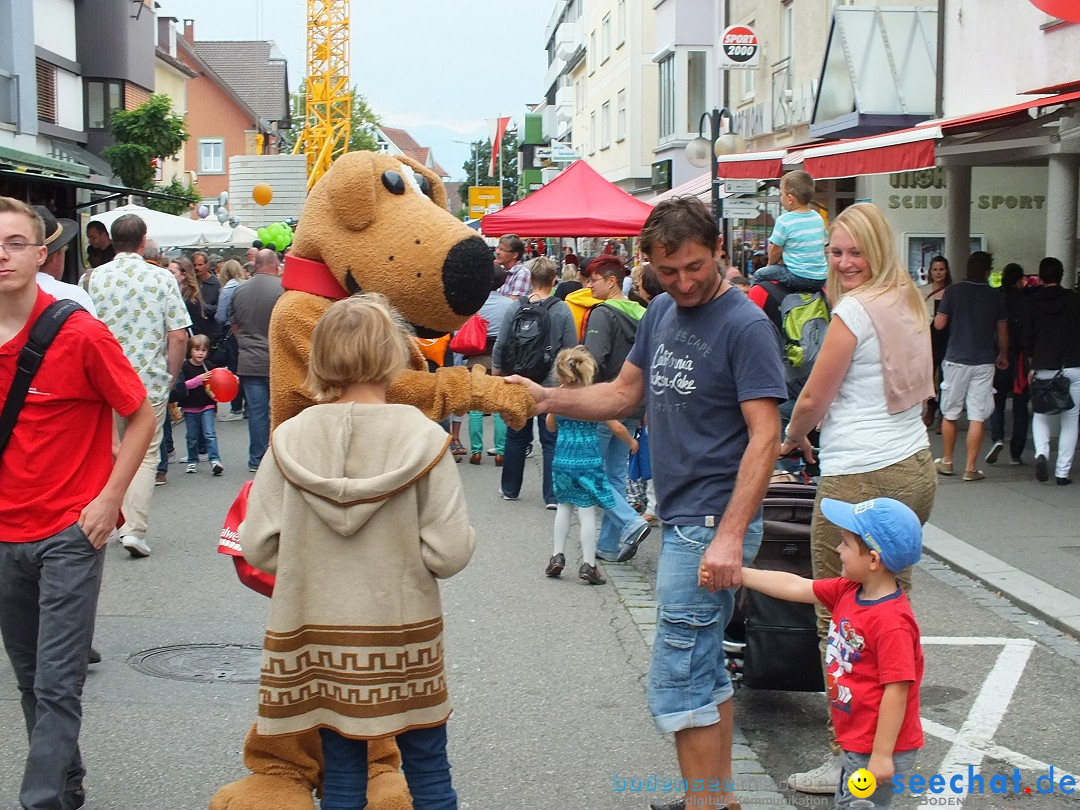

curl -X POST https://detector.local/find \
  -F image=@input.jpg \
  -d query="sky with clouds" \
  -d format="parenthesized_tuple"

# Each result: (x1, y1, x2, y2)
(156, 0, 553, 180)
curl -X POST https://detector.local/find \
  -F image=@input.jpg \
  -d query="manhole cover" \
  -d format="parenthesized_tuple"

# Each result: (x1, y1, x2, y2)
(128, 644, 262, 683)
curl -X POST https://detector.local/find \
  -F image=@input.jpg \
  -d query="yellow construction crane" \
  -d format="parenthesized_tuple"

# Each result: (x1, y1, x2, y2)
(293, 0, 351, 189)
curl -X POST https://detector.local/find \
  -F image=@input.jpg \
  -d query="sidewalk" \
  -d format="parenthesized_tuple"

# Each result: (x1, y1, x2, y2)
(922, 427, 1080, 639)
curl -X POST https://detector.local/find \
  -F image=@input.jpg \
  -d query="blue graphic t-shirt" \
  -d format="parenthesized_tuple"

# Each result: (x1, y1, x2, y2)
(626, 289, 786, 526)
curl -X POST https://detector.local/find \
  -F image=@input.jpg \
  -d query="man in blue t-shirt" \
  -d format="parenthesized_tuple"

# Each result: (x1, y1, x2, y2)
(508, 197, 786, 810)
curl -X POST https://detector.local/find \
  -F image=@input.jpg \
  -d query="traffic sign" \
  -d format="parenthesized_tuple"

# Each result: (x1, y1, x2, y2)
(723, 179, 757, 194)
(722, 199, 761, 220)
(549, 142, 581, 163)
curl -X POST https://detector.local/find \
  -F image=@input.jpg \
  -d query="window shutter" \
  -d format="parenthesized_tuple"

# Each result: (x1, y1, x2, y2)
(36, 59, 56, 125)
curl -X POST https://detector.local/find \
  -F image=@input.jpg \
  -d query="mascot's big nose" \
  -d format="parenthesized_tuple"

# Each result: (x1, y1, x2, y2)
(442, 236, 496, 317)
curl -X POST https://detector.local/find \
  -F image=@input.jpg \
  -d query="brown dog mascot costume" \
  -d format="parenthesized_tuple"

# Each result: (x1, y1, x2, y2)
(210, 152, 534, 810)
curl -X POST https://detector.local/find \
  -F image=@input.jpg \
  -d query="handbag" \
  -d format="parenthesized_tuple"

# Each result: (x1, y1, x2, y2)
(449, 313, 489, 356)
(1030, 369, 1074, 415)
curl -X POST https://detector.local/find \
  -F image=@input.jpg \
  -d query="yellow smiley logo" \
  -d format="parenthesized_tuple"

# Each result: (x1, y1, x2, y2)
(847, 768, 877, 798)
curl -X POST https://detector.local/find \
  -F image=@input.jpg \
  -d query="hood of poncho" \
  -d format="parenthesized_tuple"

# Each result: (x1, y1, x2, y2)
(270, 402, 449, 536)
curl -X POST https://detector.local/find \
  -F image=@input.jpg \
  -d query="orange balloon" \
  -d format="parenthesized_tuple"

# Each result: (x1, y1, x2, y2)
(207, 368, 240, 402)
(252, 183, 273, 206)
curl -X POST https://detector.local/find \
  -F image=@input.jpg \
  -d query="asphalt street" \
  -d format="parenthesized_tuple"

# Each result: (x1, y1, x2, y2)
(0, 414, 1078, 809)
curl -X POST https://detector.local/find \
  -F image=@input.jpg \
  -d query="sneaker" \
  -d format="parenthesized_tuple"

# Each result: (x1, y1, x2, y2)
(985, 440, 1004, 464)
(120, 535, 151, 558)
(1036, 454, 1049, 482)
(186, 463, 197, 474)
(545, 502, 557, 511)
(211, 460, 224, 477)
(579, 563, 606, 585)
(248, 464, 259, 472)
(615, 523, 652, 562)
(788, 754, 842, 794)
(220, 411, 244, 422)
(544, 553, 565, 577)
(154, 472, 167, 486)
(934, 458, 954, 476)
(88, 646, 101, 665)
(1057, 477, 1073, 486)
(962, 469, 985, 482)
(1010, 456, 1024, 466)
(486, 447, 498, 456)
(499, 490, 518, 501)
(524, 444, 533, 458)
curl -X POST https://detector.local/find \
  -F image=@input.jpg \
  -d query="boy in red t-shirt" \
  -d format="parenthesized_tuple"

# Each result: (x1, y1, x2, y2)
(723, 497, 924, 808)
(0, 197, 154, 810)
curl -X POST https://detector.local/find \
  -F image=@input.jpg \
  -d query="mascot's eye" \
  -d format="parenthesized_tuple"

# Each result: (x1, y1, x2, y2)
(414, 173, 432, 197)
(381, 171, 406, 195)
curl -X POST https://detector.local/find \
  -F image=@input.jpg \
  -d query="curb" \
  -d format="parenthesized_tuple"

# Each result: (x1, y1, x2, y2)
(601, 559, 796, 809)
(922, 523, 1080, 640)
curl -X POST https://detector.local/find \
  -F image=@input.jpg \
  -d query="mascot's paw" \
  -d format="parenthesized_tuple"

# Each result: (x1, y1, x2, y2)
(209, 774, 314, 810)
(366, 768, 413, 810)
(469, 365, 536, 429)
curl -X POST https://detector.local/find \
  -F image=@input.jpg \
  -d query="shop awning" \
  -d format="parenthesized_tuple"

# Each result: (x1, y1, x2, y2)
(649, 172, 711, 204)
(715, 150, 787, 179)
(799, 89, 1080, 179)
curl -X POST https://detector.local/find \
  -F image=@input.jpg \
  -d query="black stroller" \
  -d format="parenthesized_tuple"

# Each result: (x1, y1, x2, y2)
(724, 481, 824, 692)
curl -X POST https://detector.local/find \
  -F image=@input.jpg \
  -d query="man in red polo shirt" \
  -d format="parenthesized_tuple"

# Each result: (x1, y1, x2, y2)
(0, 197, 153, 810)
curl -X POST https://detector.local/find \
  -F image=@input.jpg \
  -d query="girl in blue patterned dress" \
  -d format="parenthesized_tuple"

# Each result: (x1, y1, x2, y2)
(544, 347, 638, 584)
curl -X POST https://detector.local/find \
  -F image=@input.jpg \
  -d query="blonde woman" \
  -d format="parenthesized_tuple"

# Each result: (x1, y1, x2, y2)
(779, 203, 936, 794)
(168, 257, 210, 335)
(215, 258, 249, 419)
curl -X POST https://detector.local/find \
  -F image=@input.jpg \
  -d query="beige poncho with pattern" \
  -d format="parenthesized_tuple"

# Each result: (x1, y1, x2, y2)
(241, 402, 475, 739)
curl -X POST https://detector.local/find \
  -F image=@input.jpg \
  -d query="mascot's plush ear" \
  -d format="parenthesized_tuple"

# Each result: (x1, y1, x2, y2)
(324, 151, 378, 232)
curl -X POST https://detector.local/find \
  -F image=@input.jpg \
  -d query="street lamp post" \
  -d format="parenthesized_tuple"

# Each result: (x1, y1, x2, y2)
(453, 139, 480, 186)
(685, 108, 744, 248)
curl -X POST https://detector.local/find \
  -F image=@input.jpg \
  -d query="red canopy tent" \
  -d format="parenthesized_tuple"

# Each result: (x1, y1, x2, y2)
(479, 160, 654, 237)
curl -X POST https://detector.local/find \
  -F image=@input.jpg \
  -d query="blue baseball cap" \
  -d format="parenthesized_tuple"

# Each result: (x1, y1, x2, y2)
(820, 497, 922, 573)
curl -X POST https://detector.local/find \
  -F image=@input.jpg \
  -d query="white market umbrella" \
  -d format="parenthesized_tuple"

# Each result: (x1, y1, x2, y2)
(88, 204, 234, 248)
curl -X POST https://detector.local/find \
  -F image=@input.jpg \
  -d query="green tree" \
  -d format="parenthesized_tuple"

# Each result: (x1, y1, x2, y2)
(460, 128, 520, 215)
(148, 178, 201, 216)
(102, 94, 189, 191)
(282, 80, 381, 154)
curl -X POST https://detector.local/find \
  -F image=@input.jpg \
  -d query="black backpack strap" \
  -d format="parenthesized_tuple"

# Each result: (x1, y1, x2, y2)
(0, 299, 85, 459)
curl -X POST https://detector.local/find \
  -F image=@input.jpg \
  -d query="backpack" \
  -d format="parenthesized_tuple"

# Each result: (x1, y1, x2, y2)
(0, 299, 85, 460)
(563, 286, 604, 341)
(501, 296, 559, 382)
(763, 283, 830, 399)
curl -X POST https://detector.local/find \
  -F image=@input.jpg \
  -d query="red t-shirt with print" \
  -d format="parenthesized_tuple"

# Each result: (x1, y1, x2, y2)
(812, 577, 924, 755)
(0, 289, 146, 542)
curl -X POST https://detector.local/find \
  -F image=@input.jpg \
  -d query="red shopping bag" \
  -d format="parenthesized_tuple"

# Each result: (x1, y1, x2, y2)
(449, 313, 489, 356)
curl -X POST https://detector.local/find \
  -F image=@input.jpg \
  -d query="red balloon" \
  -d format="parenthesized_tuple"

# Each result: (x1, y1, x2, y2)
(207, 368, 239, 403)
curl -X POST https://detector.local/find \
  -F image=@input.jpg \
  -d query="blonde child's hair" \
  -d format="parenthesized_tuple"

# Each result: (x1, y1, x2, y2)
(554, 345, 597, 387)
(825, 203, 930, 331)
(305, 293, 412, 401)
(781, 170, 816, 205)
(187, 333, 211, 356)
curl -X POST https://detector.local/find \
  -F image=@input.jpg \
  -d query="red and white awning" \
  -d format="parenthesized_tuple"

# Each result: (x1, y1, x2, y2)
(715, 149, 787, 179)
(709, 89, 1080, 181)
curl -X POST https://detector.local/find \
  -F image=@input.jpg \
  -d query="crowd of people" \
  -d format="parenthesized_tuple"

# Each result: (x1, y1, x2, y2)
(2, 185, 1074, 810)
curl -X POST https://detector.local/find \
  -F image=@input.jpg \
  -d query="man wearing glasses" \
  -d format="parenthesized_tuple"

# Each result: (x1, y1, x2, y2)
(0, 197, 154, 810)
(494, 234, 531, 298)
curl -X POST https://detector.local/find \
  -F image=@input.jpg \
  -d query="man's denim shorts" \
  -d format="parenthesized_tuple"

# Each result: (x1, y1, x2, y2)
(647, 517, 763, 734)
